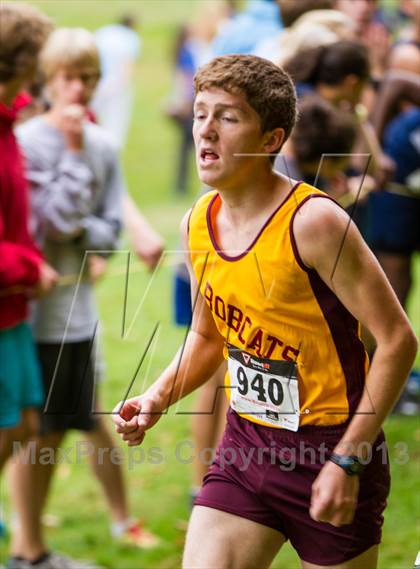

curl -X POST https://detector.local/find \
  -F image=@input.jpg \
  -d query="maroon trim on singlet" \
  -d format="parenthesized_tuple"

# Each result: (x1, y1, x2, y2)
(307, 271, 366, 416)
(289, 193, 339, 272)
(206, 181, 302, 262)
(289, 193, 365, 416)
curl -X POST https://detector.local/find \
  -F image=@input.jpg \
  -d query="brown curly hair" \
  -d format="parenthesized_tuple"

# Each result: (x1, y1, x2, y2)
(194, 55, 297, 142)
(0, 3, 52, 83)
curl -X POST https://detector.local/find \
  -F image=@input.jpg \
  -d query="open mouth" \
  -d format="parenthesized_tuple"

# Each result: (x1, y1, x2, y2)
(200, 149, 220, 163)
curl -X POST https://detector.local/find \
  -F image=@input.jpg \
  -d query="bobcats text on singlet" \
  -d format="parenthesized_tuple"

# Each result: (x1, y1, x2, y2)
(188, 182, 368, 428)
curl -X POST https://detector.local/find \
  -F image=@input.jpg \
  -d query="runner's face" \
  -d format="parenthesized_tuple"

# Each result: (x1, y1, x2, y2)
(193, 88, 270, 190)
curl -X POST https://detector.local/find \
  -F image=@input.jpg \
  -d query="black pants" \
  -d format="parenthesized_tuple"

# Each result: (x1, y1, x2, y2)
(37, 341, 97, 434)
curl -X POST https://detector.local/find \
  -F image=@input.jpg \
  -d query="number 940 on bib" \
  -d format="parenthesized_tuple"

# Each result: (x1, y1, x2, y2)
(227, 345, 300, 431)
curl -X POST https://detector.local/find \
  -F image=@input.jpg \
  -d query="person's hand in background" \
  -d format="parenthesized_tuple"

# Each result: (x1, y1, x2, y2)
(88, 254, 108, 283)
(32, 261, 59, 297)
(123, 194, 164, 271)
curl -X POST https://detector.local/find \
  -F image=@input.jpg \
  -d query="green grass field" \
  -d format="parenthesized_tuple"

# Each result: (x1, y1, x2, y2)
(1, 1, 419, 567)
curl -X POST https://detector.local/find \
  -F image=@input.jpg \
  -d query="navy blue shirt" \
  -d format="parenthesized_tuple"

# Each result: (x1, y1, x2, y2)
(383, 107, 420, 186)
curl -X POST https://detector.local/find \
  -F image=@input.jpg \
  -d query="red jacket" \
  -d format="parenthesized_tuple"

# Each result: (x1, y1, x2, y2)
(0, 93, 42, 330)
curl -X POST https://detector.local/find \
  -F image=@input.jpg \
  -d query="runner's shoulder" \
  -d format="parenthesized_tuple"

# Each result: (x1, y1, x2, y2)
(297, 192, 348, 227)
(293, 193, 355, 269)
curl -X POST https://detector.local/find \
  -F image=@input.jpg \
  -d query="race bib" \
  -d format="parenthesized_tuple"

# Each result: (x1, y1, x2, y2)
(227, 345, 300, 431)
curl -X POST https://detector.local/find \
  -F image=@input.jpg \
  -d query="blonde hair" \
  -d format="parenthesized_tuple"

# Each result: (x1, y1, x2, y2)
(0, 2, 52, 82)
(40, 28, 100, 81)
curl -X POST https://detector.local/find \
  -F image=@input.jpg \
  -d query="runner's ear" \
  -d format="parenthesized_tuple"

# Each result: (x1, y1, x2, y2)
(263, 128, 285, 156)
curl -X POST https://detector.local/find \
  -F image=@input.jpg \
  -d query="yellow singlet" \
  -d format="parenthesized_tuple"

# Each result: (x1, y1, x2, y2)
(188, 181, 368, 429)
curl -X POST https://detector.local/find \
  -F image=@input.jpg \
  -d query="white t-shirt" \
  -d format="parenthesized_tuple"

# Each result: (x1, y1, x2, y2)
(95, 24, 141, 82)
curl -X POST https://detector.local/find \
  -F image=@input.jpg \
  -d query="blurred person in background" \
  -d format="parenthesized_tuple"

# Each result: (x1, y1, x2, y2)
(0, 3, 56, 474)
(377, 0, 419, 41)
(88, 14, 164, 268)
(369, 92, 420, 310)
(387, 5, 420, 75)
(15, 69, 163, 274)
(334, 0, 379, 36)
(334, 0, 391, 82)
(165, 2, 232, 195)
(284, 39, 388, 228)
(275, 95, 360, 207)
(8, 27, 158, 569)
(258, 8, 355, 65)
(367, 35, 420, 414)
(92, 13, 141, 151)
(285, 40, 370, 108)
(211, 0, 283, 57)
(15, 58, 164, 274)
(165, 24, 197, 196)
(277, 0, 334, 27)
(254, 0, 337, 61)
(394, 0, 420, 42)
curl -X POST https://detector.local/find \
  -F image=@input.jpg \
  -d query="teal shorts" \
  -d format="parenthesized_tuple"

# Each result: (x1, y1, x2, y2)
(0, 322, 44, 429)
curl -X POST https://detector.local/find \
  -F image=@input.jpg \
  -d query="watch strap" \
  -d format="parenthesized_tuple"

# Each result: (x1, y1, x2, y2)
(329, 453, 365, 476)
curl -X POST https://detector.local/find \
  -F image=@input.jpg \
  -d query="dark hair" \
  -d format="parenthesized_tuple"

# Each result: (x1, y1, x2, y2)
(277, 0, 334, 28)
(120, 13, 137, 29)
(292, 95, 356, 164)
(285, 40, 370, 86)
(194, 55, 297, 141)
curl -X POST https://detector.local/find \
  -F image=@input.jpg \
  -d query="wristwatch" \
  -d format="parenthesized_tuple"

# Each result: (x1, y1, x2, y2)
(329, 453, 365, 476)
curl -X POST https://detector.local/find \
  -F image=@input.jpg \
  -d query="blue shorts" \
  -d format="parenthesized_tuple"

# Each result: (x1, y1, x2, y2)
(367, 191, 420, 254)
(174, 272, 192, 326)
(0, 322, 44, 429)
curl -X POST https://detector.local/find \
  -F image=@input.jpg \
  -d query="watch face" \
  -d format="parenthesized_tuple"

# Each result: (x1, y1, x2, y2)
(346, 458, 366, 475)
(330, 454, 364, 475)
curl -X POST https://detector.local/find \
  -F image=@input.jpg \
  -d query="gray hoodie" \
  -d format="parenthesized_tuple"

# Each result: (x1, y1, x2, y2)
(17, 116, 124, 343)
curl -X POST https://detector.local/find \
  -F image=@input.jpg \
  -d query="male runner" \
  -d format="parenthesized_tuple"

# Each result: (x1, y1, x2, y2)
(114, 55, 417, 569)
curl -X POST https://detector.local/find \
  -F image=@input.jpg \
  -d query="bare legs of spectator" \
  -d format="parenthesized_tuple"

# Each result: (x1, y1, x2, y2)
(9, 431, 65, 561)
(0, 409, 39, 471)
(8, 413, 147, 562)
(85, 414, 129, 523)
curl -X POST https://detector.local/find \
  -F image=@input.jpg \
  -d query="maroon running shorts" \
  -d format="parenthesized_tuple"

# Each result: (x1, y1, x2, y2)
(195, 409, 390, 566)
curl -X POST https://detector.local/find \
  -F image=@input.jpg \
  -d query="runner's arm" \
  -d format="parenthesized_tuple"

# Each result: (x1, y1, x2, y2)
(294, 198, 417, 526)
(294, 198, 417, 450)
